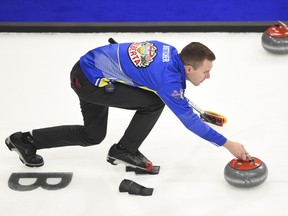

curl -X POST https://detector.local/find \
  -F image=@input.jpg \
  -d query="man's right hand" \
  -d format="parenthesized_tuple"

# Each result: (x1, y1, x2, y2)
(223, 140, 249, 161)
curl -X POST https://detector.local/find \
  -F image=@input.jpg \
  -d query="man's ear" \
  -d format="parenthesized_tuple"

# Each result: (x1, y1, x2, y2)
(184, 65, 193, 75)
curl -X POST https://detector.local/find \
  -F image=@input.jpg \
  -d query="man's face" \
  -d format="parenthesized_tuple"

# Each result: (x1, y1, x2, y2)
(185, 59, 212, 86)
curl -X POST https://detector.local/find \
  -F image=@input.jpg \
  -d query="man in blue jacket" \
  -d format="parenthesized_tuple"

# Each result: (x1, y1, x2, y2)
(5, 39, 249, 171)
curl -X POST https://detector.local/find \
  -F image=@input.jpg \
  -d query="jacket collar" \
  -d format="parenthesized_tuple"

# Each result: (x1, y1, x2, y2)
(175, 54, 186, 89)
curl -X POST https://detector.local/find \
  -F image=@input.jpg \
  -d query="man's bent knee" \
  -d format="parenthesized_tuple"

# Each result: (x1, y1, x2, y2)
(80, 132, 106, 147)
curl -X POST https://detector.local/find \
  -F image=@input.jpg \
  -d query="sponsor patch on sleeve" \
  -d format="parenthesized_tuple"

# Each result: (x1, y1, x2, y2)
(171, 89, 184, 99)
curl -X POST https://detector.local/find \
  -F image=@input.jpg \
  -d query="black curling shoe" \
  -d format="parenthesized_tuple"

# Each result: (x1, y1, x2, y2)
(5, 132, 44, 167)
(107, 144, 154, 172)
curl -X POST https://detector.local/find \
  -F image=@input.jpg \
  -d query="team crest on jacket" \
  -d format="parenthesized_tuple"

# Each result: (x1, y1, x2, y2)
(128, 42, 157, 67)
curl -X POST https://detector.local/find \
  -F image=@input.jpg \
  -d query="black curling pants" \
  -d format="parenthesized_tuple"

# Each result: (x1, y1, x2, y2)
(32, 62, 165, 153)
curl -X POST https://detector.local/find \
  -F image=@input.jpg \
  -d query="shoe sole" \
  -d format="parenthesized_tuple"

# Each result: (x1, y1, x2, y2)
(5, 136, 44, 168)
(106, 155, 148, 171)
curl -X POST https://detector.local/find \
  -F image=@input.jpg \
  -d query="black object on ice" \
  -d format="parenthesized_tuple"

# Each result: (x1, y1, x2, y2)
(119, 179, 153, 196)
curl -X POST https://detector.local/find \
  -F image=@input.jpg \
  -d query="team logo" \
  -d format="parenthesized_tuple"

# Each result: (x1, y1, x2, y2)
(128, 42, 157, 67)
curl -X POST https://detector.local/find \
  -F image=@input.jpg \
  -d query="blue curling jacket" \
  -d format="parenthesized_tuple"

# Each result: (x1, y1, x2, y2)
(79, 40, 227, 146)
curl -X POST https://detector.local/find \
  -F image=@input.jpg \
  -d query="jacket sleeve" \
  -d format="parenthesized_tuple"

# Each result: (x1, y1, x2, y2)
(157, 83, 227, 146)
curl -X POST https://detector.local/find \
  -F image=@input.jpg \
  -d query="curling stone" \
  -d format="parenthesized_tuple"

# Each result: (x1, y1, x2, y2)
(262, 21, 288, 54)
(224, 156, 268, 188)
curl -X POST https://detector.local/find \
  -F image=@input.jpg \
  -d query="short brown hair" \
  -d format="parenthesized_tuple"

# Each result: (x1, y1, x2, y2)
(180, 42, 216, 70)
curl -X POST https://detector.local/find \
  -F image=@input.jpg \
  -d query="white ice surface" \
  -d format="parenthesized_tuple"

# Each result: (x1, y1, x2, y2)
(0, 32, 288, 216)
